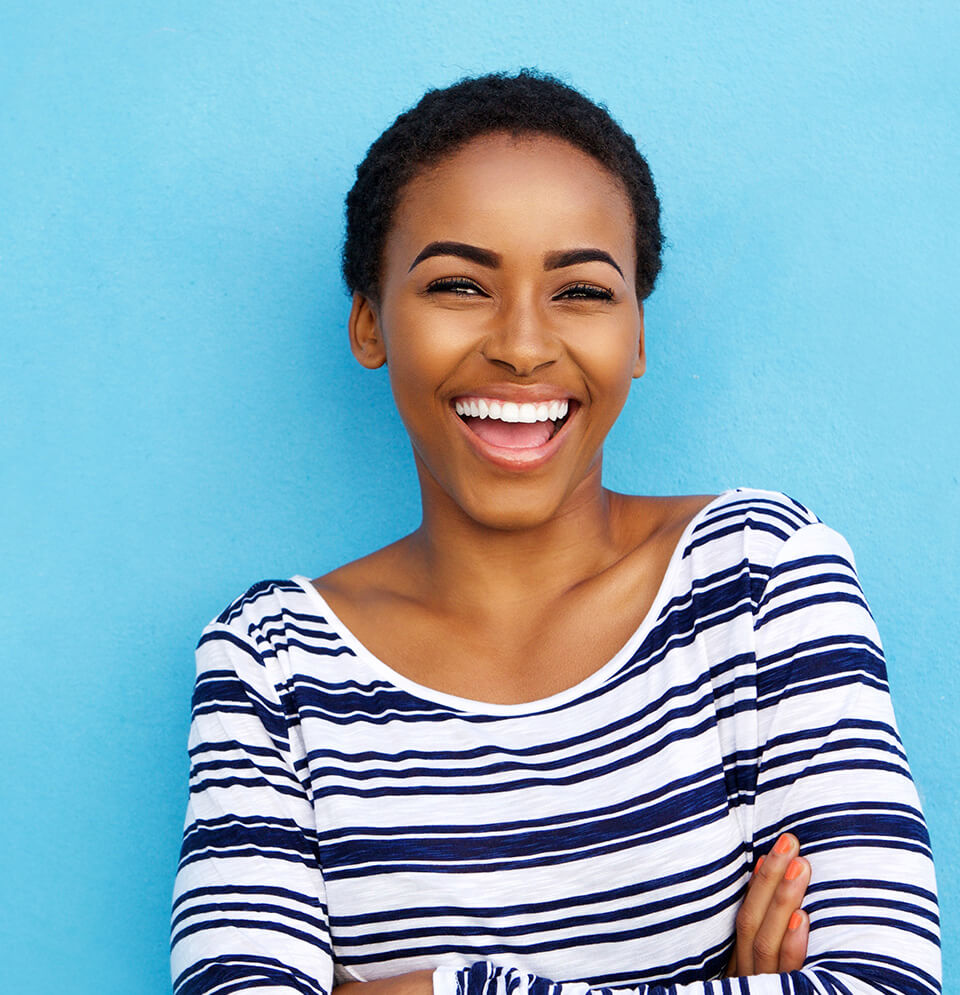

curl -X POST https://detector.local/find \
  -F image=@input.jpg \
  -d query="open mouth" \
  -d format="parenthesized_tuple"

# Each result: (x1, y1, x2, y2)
(453, 396, 575, 450)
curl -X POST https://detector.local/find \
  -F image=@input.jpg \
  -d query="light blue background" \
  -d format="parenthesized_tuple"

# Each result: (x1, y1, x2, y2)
(2, 2, 957, 991)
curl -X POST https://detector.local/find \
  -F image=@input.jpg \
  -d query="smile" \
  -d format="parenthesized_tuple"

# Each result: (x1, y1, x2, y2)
(454, 397, 569, 424)
(451, 394, 577, 468)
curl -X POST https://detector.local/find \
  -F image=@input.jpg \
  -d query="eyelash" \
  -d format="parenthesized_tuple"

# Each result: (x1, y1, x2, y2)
(558, 282, 614, 301)
(426, 277, 485, 296)
(425, 278, 614, 301)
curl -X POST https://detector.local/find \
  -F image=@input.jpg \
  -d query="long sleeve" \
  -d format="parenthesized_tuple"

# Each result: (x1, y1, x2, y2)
(749, 523, 940, 990)
(170, 620, 333, 995)
(433, 523, 941, 995)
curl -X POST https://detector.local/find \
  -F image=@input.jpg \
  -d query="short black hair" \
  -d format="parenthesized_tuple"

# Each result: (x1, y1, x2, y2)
(342, 69, 663, 303)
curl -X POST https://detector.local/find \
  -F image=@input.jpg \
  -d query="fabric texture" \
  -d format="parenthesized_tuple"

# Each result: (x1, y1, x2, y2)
(170, 489, 940, 995)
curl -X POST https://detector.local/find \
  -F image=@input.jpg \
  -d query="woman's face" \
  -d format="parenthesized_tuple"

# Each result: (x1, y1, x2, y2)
(351, 132, 645, 531)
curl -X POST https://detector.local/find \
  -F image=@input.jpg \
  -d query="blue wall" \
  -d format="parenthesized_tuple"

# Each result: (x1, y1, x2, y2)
(2, 2, 957, 990)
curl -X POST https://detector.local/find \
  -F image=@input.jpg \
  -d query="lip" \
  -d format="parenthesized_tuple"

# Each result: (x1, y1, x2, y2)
(450, 396, 579, 472)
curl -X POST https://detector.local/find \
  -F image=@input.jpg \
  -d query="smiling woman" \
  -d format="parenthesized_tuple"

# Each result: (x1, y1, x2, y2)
(170, 71, 941, 995)
(349, 132, 645, 529)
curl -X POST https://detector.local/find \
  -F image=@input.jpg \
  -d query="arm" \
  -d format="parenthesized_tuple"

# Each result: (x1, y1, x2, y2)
(747, 522, 940, 990)
(170, 622, 333, 994)
(334, 845, 809, 995)
(340, 523, 939, 995)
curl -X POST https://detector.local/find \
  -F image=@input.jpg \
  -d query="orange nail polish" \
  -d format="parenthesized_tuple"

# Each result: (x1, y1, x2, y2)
(788, 911, 803, 930)
(755, 854, 765, 872)
(773, 834, 792, 855)
(785, 858, 803, 881)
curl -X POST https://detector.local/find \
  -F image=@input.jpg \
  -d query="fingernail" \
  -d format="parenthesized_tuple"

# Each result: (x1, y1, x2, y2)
(785, 858, 803, 881)
(788, 911, 803, 930)
(773, 834, 792, 855)
(755, 854, 765, 872)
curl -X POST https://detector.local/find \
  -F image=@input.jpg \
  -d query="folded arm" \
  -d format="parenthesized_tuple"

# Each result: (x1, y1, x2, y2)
(340, 524, 941, 995)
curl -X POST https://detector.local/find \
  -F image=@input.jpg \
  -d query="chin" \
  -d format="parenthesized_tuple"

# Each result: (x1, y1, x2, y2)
(416, 450, 603, 534)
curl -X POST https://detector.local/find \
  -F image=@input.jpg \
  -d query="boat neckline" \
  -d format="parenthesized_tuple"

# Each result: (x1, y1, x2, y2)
(291, 491, 732, 716)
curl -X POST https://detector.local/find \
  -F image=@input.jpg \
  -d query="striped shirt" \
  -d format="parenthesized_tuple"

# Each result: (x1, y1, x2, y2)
(171, 489, 941, 994)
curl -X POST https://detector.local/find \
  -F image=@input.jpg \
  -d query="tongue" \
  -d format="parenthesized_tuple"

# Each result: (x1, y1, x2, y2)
(463, 416, 553, 449)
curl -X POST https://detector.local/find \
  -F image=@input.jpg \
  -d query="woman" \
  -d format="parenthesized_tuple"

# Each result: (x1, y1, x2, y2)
(171, 72, 940, 994)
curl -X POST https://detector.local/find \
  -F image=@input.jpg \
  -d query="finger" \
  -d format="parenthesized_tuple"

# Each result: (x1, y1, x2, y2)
(726, 855, 768, 976)
(778, 908, 809, 973)
(751, 855, 811, 973)
(735, 833, 799, 975)
(725, 942, 737, 978)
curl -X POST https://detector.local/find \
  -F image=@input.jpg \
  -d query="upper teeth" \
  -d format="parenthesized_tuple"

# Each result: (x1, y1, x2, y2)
(454, 398, 569, 423)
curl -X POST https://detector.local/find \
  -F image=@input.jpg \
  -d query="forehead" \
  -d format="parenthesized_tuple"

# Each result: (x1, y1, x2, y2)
(385, 133, 636, 275)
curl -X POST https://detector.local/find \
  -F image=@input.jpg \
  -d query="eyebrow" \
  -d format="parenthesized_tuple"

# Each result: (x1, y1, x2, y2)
(409, 241, 502, 272)
(544, 248, 624, 279)
(407, 241, 625, 279)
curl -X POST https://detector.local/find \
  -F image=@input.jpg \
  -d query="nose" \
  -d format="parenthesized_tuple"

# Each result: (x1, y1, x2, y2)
(480, 295, 560, 377)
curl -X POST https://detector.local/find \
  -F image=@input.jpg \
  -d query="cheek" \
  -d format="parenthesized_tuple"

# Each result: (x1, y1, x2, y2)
(381, 340, 454, 440)
(385, 338, 448, 400)
(382, 305, 477, 396)
(569, 334, 641, 399)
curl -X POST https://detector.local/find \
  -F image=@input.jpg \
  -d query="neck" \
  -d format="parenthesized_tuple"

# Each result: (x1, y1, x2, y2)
(406, 459, 634, 620)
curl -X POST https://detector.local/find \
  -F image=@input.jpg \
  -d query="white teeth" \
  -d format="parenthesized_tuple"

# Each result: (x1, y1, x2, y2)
(455, 397, 571, 424)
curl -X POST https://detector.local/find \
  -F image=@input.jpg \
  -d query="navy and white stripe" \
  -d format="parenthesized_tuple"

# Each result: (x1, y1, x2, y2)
(171, 489, 940, 994)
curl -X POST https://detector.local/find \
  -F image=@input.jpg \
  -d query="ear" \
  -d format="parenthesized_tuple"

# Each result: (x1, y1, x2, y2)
(632, 302, 646, 379)
(349, 292, 387, 369)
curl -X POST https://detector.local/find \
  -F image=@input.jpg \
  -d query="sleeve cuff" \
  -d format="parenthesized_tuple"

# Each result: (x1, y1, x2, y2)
(433, 966, 465, 995)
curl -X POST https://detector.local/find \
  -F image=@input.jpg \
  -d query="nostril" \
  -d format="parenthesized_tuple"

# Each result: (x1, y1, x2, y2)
(487, 357, 557, 377)
(480, 322, 561, 377)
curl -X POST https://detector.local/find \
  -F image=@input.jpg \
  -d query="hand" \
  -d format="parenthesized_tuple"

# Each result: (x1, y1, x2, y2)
(726, 833, 810, 977)
(335, 969, 434, 995)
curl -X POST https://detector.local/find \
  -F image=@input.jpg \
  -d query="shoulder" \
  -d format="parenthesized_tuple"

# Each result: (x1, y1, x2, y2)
(310, 534, 422, 613)
(197, 576, 349, 674)
(685, 487, 824, 560)
(697, 487, 821, 532)
(209, 578, 311, 630)
(670, 488, 866, 610)
(613, 488, 821, 549)
(609, 487, 845, 584)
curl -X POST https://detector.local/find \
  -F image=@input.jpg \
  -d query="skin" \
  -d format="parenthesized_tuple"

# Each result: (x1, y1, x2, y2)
(729, 833, 810, 975)
(318, 132, 810, 985)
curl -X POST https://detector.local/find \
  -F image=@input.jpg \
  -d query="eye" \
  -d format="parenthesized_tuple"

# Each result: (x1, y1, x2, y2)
(554, 282, 614, 302)
(425, 276, 488, 297)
